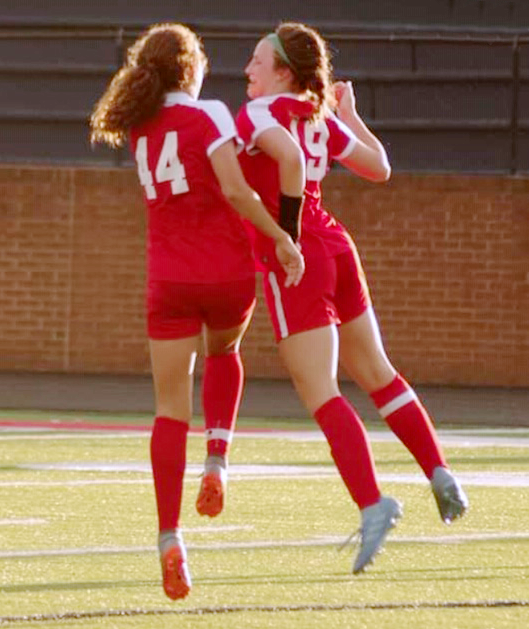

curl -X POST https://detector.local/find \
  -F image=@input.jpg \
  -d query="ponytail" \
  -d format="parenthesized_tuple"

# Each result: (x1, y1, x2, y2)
(304, 73, 330, 120)
(274, 22, 335, 120)
(90, 64, 164, 148)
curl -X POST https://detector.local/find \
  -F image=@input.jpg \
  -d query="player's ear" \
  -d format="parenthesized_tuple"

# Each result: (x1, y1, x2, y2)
(277, 64, 295, 85)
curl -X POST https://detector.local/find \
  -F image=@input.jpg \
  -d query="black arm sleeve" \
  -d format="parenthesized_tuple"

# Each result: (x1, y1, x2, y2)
(278, 194, 303, 242)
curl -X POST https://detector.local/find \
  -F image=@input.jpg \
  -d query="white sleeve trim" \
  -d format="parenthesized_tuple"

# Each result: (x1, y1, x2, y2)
(335, 136, 358, 160)
(329, 112, 359, 160)
(207, 133, 243, 157)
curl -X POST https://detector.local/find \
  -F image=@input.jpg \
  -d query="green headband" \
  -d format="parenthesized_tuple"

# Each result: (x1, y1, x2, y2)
(265, 32, 294, 69)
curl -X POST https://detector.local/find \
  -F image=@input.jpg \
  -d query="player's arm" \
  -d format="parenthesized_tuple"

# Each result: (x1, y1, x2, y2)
(334, 80, 391, 183)
(253, 127, 305, 242)
(254, 127, 305, 198)
(210, 139, 305, 286)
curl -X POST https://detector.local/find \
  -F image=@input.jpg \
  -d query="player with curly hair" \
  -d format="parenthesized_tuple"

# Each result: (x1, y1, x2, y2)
(91, 22, 305, 600)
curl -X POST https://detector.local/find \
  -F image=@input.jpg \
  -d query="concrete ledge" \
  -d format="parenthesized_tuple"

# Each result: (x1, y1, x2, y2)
(0, 372, 528, 426)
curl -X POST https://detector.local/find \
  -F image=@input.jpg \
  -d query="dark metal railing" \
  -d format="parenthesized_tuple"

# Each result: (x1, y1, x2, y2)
(1, 22, 529, 172)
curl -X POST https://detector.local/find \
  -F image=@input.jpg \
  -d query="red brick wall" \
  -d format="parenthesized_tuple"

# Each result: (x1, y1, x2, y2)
(0, 165, 527, 386)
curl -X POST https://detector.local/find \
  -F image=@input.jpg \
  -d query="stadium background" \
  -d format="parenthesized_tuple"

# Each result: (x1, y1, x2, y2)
(0, 0, 528, 387)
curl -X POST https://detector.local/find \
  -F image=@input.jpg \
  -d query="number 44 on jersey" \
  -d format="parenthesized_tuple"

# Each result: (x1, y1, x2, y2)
(135, 132, 190, 200)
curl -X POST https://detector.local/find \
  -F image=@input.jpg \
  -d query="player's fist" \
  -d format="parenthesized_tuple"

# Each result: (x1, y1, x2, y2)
(333, 80, 356, 117)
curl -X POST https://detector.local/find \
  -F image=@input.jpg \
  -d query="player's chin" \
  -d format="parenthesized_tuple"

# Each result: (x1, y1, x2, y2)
(246, 84, 260, 100)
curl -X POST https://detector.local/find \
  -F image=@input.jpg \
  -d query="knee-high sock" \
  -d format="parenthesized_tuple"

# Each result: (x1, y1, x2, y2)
(150, 416, 189, 531)
(314, 396, 381, 509)
(202, 352, 244, 459)
(370, 374, 446, 479)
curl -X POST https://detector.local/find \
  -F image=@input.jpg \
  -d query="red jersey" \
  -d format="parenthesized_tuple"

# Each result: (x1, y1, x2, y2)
(237, 94, 358, 267)
(130, 91, 254, 283)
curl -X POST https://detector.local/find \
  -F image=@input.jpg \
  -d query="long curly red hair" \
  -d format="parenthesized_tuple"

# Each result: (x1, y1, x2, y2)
(90, 23, 208, 147)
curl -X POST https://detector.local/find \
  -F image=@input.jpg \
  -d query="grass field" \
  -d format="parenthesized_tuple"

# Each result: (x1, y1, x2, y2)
(0, 412, 528, 628)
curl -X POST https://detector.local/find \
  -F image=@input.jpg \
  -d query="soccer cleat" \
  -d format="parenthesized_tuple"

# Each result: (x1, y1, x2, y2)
(349, 495, 403, 575)
(160, 539, 192, 600)
(196, 457, 227, 518)
(431, 466, 469, 524)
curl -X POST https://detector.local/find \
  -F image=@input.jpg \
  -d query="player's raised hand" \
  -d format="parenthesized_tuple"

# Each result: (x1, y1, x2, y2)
(275, 235, 305, 287)
(333, 80, 356, 118)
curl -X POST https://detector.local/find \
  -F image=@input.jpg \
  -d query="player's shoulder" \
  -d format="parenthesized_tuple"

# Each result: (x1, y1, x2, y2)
(164, 93, 235, 127)
(191, 98, 234, 125)
(249, 94, 316, 127)
(236, 98, 271, 135)
(244, 96, 272, 111)
(321, 109, 358, 157)
(240, 95, 288, 127)
(324, 109, 351, 133)
(243, 94, 290, 116)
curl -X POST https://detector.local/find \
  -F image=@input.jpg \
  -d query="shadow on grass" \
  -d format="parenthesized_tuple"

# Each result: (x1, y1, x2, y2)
(6, 562, 526, 595)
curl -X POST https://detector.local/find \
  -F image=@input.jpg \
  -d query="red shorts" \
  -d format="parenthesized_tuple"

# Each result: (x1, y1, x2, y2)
(147, 277, 256, 340)
(262, 244, 371, 342)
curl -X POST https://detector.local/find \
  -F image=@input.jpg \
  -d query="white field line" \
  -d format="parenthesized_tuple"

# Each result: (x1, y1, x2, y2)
(0, 479, 154, 487)
(0, 518, 47, 526)
(0, 432, 146, 440)
(0, 520, 252, 533)
(3, 478, 347, 488)
(3, 463, 529, 488)
(1, 428, 529, 448)
(2, 531, 529, 560)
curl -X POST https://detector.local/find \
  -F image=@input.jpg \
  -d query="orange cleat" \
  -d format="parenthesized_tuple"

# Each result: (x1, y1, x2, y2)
(196, 459, 227, 518)
(160, 543, 192, 600)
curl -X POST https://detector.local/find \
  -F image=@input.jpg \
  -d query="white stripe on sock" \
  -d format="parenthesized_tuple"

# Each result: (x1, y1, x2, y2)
(206, 428, 233, 443)
(378, 390, 418, 418)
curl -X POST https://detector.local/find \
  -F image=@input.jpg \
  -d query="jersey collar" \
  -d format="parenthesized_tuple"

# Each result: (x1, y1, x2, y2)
(164, 91, 194, 106)
(257, 91, 301, 103)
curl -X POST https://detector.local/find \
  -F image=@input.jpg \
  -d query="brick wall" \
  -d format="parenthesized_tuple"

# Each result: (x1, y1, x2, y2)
(0, 165, 527, 386)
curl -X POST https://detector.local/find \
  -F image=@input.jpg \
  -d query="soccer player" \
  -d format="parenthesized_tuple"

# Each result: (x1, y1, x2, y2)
(236, 22, 469, 573)
(90, 23, 305, 600)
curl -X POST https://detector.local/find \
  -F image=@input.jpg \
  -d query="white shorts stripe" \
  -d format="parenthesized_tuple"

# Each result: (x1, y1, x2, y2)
(378, 390, 418, 418)
(268, 272, 289, 339)
(205, 428, 233, 443)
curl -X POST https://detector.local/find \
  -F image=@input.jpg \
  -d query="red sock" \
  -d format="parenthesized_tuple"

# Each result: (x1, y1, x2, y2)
(314, 396, 381, 509)
(150, 416, 189, 531)
(202, 352, 244, 458)
(370, 374, 446, 479)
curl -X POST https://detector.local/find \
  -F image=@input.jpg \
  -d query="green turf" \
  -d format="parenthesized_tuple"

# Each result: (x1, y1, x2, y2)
(3, 408, 513, 432)
(0, 419, 528, 628)
(0, 409, 321, 431)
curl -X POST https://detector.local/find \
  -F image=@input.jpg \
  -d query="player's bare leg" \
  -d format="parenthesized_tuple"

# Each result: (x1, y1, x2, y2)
(149, 336, 199, 599)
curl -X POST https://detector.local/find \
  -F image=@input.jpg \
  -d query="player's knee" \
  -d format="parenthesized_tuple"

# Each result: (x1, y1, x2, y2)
(291, 376, 340, 414)
(206, 342, 239, 357)
(356, 363, 396, 393)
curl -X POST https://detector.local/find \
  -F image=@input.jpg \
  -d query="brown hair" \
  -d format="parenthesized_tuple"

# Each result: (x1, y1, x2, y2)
(273, 22, 335, 119)
(90, 23, 208, 148)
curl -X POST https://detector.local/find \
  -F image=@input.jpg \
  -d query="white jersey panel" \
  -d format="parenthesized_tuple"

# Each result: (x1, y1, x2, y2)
(164, 91, 242, 155)
(244, 96, 284, 153)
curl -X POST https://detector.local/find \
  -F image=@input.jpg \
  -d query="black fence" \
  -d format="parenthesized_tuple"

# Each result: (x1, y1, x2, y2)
(2, 22, 529, 173)
(2, 0, 529, 31)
